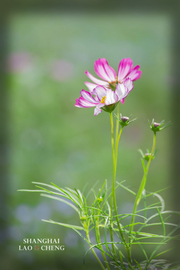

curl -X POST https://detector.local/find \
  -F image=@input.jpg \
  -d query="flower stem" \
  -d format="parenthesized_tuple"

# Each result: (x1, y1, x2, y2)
(115, 102, 120, 144)
(97, 225, 111, 270)
(110, 112, 117, 257)
(115, 126, 123, 162)
(110, 112, 132, 270)
(84, 222, 106, 270)
(129, 132, 156, 243)
(92, 204, 111, 270)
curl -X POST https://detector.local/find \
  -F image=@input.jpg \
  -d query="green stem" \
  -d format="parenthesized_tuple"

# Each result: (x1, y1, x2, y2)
(84, 222, 106, 270)
(93, 204, 110, 270)
(97, 220, 111, 270)
(115, 126, 123, 162)
(130, 132, 156, 242)
(110, 112, 132, 270)
(110, 112, 117, 257)
(115, 102, 120, 144)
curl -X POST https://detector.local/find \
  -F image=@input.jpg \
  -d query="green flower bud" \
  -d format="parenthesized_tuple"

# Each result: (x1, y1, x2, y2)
(138, 149, 155, 161)
(121, 116, 129, 123)
(144, 152, 155, 161)
(97, 196, 103, 202)
(150, 119, 171, 133)
(153, 122, 160, 128)
(115, 113, 137, 127)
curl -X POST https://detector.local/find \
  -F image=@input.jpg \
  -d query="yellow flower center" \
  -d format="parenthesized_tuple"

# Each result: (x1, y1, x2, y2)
(108, 76, 118, 91)
(108, 76, 117, 86)
(100, 96, 106, 103)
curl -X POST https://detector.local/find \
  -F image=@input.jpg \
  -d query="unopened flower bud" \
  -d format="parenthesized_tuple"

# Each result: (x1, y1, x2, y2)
(115, 113, 136, 127)
(121, 116, 129, 123)
(144, 152, 154, 161)
(97, 196, 103, 203)
(150, 119, 171, 133)
(153, 122, 160, 128)
(138, 148, 155, 161)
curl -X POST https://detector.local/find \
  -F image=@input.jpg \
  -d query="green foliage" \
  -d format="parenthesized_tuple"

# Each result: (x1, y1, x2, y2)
(19, 180, 180, 270)
(18, 102, 178, 269)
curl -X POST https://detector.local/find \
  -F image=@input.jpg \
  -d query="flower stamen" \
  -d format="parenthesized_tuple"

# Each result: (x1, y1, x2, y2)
(108, 76, 118, 86)
(100, 96, 106, 103)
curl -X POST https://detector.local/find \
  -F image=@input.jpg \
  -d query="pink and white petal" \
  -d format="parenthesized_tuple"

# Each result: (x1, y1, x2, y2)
(75, 98, 82, 107)
(94, 95, 100, 102)
(94, 59, 110, 81)
(115, 83, 129, 100)
(105, 89, 118, 105)
(117, 58, 133, 82)
(75, 97, 97, 108)
(120, 98, 125, 104)
(94, 103, 104, 116)
(102, 59, 116, 82)
(84, 82, 97, 93)
(127, 65, 142, 81)
(92, 85, 107, 101)
(80, 90, 97, 103)
(85, 70, 107, 86)
(124, 78, 133, 92)
(94, 58, 116, 82)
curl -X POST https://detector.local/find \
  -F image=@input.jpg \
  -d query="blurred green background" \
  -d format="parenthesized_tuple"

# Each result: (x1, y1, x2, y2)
(4, 12, 174, 269)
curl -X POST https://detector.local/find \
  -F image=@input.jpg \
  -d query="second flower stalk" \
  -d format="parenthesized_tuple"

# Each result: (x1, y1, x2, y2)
(109, 103, 133, 268)
(109, 106, 162, 269)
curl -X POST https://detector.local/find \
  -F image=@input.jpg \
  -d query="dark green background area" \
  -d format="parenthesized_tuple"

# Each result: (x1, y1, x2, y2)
(0, 3, 180, 270)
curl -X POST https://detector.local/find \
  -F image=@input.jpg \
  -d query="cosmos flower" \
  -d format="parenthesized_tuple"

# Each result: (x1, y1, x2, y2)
(84, 58, 141, 104)
(75, 83, 130, 116)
